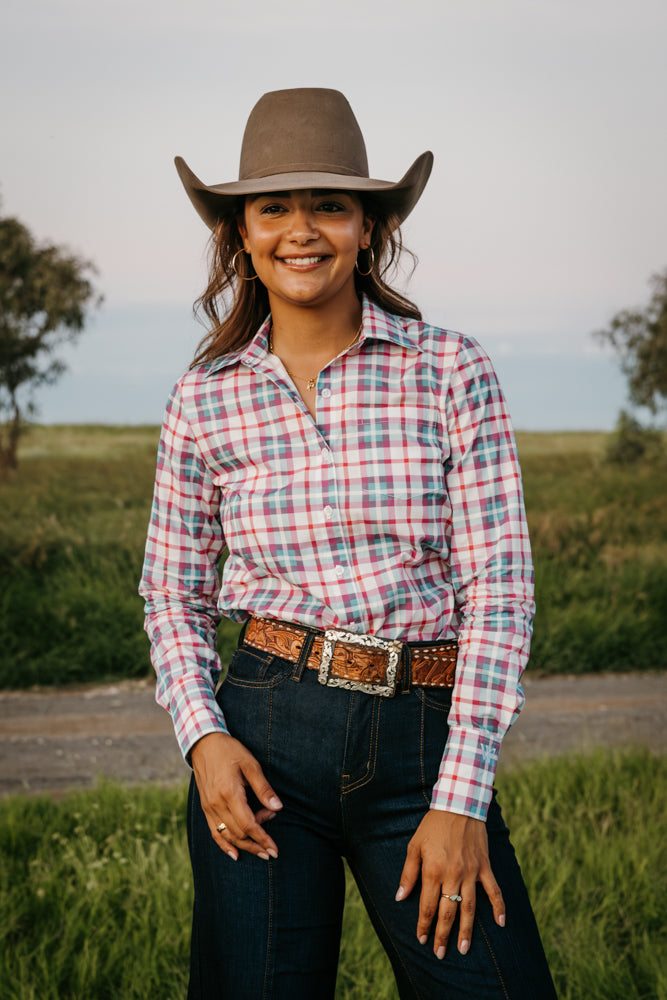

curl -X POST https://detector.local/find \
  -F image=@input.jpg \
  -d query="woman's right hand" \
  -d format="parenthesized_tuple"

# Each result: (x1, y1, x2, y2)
(190, 731, 283, 861)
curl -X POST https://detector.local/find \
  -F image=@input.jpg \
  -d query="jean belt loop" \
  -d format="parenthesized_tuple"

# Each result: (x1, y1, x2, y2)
(292, 630, 313, 682)
(400, 645, 412, 694)
(238, 619, 250, 647)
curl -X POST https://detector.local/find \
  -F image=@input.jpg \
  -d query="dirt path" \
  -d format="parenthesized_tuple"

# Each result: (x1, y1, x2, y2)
(0, 673, 665, 797)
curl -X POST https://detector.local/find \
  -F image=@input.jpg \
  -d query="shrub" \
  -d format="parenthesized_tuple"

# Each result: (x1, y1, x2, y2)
(605, 410, 664, 464)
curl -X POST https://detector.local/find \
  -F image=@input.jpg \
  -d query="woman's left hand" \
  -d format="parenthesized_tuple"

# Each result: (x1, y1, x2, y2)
(395, 809, 505, 959)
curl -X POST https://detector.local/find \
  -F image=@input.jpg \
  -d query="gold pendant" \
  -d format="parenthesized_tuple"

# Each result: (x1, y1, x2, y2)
(306, 378, 316, 390)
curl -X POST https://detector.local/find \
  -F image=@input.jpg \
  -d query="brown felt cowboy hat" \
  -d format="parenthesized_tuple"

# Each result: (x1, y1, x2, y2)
(175, 88, 433, 231)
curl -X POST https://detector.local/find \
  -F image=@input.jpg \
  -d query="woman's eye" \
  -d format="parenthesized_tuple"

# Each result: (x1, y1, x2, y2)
(259, 204, 284, 215)
(316, 201, 344, 213)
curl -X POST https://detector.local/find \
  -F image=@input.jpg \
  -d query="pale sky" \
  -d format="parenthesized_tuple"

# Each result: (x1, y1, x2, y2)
(2, 0, 666, 428)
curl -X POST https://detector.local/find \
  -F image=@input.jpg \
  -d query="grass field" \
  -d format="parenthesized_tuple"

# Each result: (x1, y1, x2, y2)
(1, 749, 665, 999)
(0, 425, 665, 688)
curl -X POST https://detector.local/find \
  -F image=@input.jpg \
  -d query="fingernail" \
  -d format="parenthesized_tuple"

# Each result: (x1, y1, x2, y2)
(499, 914, 506, 927)
(268, 796, 282, 810)
(436, 946, 446, 960)
(267, 848, 278, 859)
(460, 940, 469, 955)
(258, 851, 270, 860)
(395, 886, 405, 901)
(418, 934, 428, 946)
(227, 851, 238, 861)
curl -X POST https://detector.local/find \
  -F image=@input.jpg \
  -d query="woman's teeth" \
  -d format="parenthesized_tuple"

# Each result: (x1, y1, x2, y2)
(281, 256, 324, 265)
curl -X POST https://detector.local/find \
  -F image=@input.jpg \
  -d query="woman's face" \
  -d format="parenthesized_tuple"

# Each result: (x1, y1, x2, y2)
(238, 189, 373, 313)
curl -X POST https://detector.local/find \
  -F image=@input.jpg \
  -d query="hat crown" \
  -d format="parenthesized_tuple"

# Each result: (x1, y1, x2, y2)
(239, 88, 369, 182)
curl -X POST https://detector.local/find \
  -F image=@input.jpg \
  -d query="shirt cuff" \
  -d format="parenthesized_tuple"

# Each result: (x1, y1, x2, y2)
(167, 676, 230, 764)
(429, 727, 501, 821)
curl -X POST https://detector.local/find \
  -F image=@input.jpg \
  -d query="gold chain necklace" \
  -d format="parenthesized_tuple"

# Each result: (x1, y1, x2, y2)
(269, 323, 362, 391)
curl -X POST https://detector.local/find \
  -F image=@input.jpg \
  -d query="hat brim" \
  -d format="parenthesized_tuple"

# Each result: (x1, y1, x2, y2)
(174, 152, 433, 231)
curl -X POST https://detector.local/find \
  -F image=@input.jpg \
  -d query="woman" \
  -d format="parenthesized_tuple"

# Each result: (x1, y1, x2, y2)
(140, 88, 557, 999)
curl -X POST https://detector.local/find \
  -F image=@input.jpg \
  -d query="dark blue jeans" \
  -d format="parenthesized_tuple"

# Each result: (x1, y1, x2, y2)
(187, 641, 557, 999)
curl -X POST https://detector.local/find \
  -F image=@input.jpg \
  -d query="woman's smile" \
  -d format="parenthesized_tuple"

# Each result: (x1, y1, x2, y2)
(278, 254, 329, 267)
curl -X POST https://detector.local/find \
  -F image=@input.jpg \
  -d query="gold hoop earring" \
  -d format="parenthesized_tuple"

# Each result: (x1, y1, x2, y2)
(355, 247, 375, 276)
(232, 248, 258, 281)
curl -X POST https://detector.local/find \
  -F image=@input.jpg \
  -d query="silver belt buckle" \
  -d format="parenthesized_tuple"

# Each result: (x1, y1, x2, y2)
(318, 628, 402, 697)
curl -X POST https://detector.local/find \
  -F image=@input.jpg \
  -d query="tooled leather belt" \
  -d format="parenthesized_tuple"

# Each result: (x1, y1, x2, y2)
(243, 617, 457, 698)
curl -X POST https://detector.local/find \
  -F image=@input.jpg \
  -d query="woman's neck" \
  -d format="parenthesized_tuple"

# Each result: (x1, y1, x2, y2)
(268, 297, 363, 365)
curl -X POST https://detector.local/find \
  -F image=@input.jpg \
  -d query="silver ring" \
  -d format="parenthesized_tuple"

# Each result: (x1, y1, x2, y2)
(216, 822, 227, 833)
(441, 891, 462, 903)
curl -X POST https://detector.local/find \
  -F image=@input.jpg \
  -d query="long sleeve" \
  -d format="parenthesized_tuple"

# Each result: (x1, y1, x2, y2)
(429, 339, 534, 819)
(139, 381, 229, 760)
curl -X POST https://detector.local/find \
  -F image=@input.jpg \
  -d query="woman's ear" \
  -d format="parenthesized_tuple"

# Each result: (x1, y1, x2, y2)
(359, 215, 374, 251)
(237, 217, 248, 249)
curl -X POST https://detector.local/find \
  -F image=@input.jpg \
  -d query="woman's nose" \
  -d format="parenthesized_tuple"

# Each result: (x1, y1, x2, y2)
(287, 209, 319, 242)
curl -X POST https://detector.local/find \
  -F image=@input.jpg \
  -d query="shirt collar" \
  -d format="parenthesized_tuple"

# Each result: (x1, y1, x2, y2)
(359, 296, 422, 352)
(203, 296, 422, 377)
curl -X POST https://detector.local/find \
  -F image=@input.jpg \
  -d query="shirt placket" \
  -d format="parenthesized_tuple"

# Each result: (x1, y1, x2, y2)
(313, 365, 366, 632)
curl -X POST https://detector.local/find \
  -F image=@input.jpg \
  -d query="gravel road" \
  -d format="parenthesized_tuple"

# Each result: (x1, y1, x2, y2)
(1, 672, 665, 797)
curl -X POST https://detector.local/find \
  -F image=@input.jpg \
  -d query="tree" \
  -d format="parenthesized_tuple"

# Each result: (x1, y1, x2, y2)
(595, 268, 667, 417)
(0, 211, 101, 470)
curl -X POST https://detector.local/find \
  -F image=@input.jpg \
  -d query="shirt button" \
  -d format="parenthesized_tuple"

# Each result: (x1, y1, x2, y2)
(323, 506, 333, 519)
(321, 448, 331, 462)
(334, 565, 345, 578)
(321, 388, 332, 399)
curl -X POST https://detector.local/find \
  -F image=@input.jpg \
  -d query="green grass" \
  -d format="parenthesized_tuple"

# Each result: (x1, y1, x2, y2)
(502, 749, 667, 1000)
(0, 425, 665, 689)
(520, 434, 667, 673)
(1, 749, 664, 999)
(0, 426, 163, 687)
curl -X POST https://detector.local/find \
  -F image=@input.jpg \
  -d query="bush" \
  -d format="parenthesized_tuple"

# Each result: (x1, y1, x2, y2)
(605, 410, 664, 464)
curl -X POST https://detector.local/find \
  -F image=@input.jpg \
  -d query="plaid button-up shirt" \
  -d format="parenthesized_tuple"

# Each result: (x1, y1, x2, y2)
(140, 297, 534, 820)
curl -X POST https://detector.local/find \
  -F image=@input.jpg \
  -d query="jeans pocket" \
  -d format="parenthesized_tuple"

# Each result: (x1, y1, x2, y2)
(216, 648, 293, 768)
(416, 685, 452, 713)
(412, 687, 452, 805)
(223, 645, 294, 688)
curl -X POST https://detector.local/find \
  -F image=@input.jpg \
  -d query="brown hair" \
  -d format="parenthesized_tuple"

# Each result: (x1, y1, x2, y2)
(190, 197, 422, 368)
